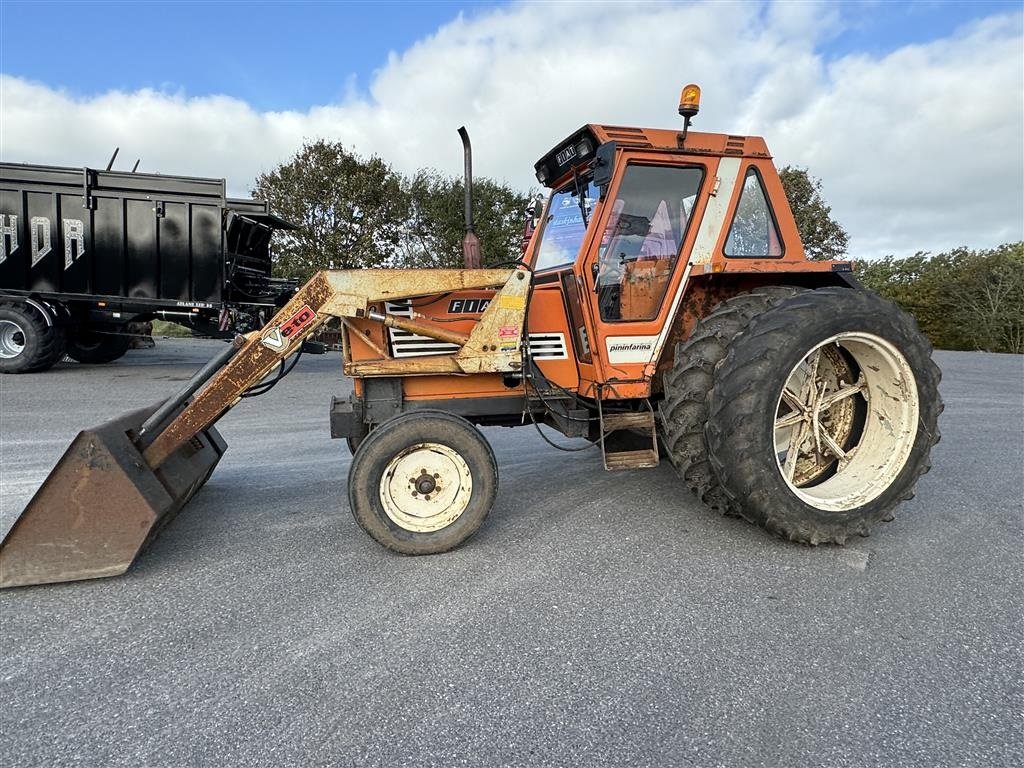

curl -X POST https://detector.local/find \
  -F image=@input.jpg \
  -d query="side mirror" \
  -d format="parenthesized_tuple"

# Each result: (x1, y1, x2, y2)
(593, 141, 616, 194)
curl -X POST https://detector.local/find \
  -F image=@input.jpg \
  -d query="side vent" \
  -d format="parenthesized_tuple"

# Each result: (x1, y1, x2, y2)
(384, 301, 568, 360)
(599, 125, 653, 148)
(725, 135, 746, 156)
(384, 301, 460, 357)
(525, 333, 568, 360)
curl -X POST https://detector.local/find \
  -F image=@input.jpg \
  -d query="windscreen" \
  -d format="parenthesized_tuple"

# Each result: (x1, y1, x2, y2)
(533, 179, 599, 271)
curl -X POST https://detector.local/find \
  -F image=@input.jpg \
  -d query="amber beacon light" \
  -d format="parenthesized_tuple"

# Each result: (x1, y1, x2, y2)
(678, 83, 701, 146)
(678, 84, 701, 118)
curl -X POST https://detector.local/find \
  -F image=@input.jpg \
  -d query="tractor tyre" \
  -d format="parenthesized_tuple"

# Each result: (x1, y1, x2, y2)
(658, 286, 802, 515)
(705, 288, 942, 545)
(348, 410, 497, 555)
(66, 324, 131, 364)
(0, 301, 66, 374)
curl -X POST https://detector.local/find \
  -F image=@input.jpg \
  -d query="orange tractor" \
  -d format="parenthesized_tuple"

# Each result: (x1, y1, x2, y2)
(0, 86, 941, 587)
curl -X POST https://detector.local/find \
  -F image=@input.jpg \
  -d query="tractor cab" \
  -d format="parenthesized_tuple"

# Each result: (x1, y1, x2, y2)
(515, 77, 865, 403)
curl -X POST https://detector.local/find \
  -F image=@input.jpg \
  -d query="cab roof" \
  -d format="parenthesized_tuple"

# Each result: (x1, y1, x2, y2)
(534, 124, 772, 189)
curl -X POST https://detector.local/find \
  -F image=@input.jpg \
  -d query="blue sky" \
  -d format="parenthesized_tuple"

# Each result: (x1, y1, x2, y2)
(0, 0, 1016, 110)
(0, 0, 495, 110)
(1, 1, 1021, 256)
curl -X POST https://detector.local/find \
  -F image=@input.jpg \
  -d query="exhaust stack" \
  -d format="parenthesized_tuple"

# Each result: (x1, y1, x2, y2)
(458, 126, 482, 269)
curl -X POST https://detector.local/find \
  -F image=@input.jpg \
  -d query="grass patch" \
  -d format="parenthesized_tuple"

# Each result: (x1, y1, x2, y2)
(151, 320, 193, 338)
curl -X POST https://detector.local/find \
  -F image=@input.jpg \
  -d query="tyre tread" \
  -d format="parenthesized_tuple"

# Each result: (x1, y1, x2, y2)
(705, 288, 942, 545)
(657, 286, 803, 514)
(0, 301, 65, 373)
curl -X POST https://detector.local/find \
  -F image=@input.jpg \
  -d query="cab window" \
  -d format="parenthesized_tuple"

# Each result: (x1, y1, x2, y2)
(533, 179, 599, 271)
(595, 164, 704, 322)
(724, 168, 783, 258)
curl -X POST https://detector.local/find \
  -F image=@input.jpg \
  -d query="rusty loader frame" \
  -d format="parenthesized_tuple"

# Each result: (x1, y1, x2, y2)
(0, 268, 531, 587)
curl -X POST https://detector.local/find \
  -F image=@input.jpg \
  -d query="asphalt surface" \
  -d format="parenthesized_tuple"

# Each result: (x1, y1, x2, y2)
(0, 340, 1021, 768)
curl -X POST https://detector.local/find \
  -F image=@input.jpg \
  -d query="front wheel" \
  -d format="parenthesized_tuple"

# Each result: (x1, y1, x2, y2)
(706, 288, 942, 545)
(347, 411, 497, 554)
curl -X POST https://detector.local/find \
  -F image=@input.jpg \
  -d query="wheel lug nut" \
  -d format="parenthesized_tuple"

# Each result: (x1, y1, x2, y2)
(424, 494, 431, 501)
(433, 473, 439, 479)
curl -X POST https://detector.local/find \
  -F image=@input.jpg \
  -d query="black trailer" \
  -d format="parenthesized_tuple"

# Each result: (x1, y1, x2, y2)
(0, 162, 296, 372)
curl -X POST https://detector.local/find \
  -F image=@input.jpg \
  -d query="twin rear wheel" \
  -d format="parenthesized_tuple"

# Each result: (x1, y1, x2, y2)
(661, 287, 942, 545)
(347, 411, 497, 555)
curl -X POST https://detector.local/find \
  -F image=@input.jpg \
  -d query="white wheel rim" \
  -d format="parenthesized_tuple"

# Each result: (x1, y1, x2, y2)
(773, 332, 919, 512)
(0, 320, 26, 359)
(379, 442, 473, 532)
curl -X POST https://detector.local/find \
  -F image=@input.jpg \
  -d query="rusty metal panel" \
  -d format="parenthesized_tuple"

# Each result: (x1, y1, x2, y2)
(454, 268, 530, 374)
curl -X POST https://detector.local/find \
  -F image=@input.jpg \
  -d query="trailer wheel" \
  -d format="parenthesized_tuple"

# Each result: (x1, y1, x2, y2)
(66, 324, 131, 364)
(0, 301, 66, 374)
(705, 288, 942, 545)
(348, 411, 497, 555)
(658, 286, 802, 514)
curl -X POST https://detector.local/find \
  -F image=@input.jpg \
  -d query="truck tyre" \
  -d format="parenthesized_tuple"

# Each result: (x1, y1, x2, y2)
(0, 301, 66, 374)
(66, 325, 131, 364)
(348, 410, 497, 555)
(705, 288, 942, 545)
(658, 286, 802, 515)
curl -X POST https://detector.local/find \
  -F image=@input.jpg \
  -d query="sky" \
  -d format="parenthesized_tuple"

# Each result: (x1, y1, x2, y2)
(1, 0, 1021, 258)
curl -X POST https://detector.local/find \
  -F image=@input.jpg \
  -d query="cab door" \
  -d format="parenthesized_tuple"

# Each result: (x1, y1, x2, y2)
(572, 154, 719, 398)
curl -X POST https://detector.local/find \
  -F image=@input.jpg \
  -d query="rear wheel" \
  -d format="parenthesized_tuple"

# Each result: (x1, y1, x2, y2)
(706, 288, 942, 544)
(0, 301, 65, 374)
(348, 411, 497, 554)
(66, 324, 131, 364)
(658, 286, 802, 514)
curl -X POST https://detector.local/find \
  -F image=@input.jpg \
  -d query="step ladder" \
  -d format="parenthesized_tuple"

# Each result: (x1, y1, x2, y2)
(597, 399, 660, 471)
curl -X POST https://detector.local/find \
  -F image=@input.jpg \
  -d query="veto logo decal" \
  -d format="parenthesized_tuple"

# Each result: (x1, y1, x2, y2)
(261, 305, 316, 350)
(448, 298, 491, 314)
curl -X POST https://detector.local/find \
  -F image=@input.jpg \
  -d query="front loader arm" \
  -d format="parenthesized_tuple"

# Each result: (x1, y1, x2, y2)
(141, 267, 528, 469)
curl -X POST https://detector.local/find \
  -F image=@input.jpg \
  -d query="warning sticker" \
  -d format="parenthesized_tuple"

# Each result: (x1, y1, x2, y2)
(498, 325, 520, 338)
(498, 295, 526, 310)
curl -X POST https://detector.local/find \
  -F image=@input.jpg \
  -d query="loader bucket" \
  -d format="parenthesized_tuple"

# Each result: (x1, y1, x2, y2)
(0, 405, 226, 588)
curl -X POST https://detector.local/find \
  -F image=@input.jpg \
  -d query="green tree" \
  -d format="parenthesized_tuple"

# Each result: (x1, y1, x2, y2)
(778, 166, 849, 261)
(856, 243, 1024, 353)
(954, 243, 1024, 353)
(400, 170, 531, 268)
(252, 140, 408, 280)
(254, 142, 531, 278)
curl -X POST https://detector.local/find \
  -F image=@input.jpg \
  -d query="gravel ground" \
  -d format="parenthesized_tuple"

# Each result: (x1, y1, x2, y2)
(1, 341, 1021, 767)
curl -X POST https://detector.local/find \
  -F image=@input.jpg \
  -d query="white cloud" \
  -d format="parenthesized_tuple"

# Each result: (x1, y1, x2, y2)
(1, 1, 1020, 257)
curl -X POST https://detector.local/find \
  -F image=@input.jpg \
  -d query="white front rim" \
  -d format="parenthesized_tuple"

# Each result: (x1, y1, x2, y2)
(380, 443, 473, 532)
(0, 320, 26, 359)
(773, 332, 919, 512)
